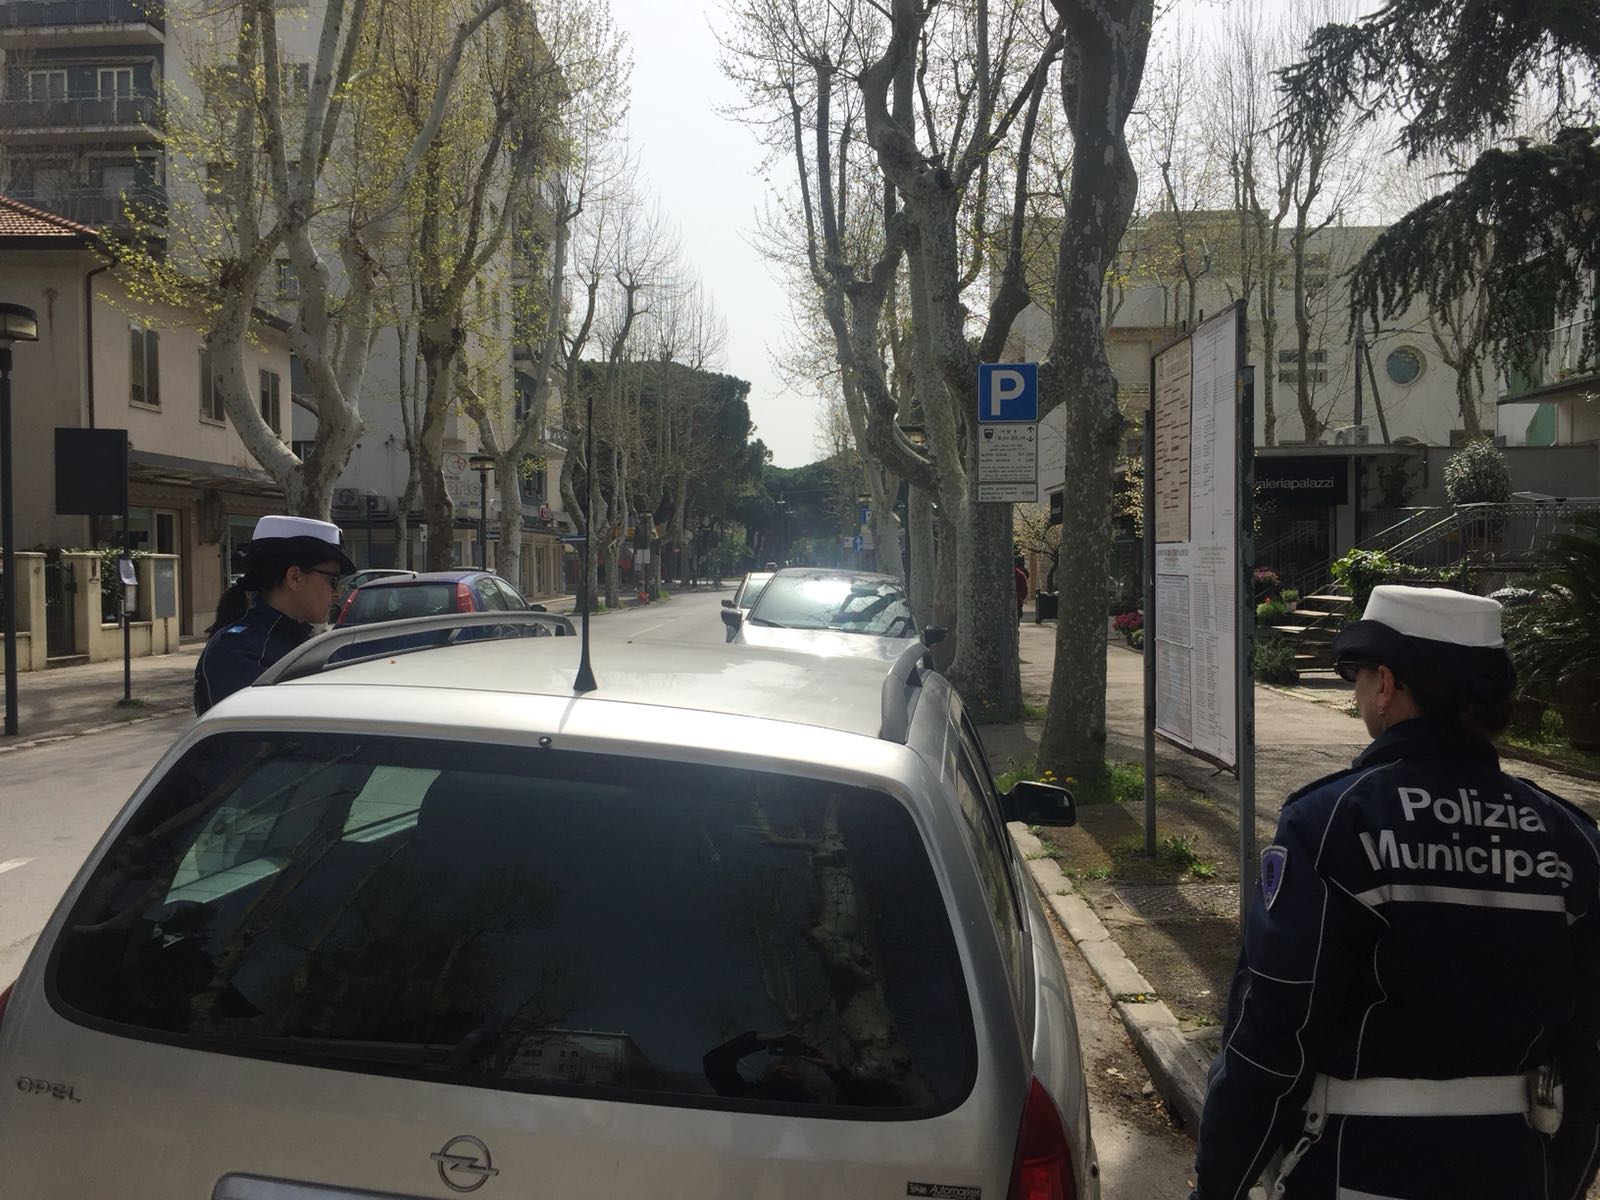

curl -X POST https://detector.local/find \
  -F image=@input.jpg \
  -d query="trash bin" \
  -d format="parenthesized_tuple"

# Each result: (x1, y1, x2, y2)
(1035, 591, 1058, 624)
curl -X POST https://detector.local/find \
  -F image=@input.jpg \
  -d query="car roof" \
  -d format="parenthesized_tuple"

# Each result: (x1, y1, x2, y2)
(263, 636, 908, 739)
(355, 570, 492, 588)
(768, 567, 901, 585)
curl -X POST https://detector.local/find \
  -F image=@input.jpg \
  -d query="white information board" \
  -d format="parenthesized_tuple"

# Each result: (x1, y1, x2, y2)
(977, 422, 1039, 502)
(1151, 307, 1241, 769)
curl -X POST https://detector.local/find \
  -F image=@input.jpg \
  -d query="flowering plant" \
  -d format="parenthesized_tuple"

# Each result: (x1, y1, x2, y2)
(1112, 610, 1143, 633)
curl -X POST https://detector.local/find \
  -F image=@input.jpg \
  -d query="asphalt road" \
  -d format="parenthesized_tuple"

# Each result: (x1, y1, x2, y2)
(0, 587, 1192, 1199)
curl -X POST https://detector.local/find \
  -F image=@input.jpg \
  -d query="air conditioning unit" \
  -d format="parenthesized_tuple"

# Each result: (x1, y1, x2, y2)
(365, 494, 391, 517)
(333, 487, 360, 510)
(1334, 424, 1371, 446)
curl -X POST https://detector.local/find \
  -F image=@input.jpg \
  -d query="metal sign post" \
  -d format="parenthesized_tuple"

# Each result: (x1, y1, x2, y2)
(1236, 353, 1258, 923)
(1142, 414, 1157, 857)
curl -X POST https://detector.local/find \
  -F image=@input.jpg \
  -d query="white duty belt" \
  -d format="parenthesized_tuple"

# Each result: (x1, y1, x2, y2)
(1271, 1069, 1559, 1194)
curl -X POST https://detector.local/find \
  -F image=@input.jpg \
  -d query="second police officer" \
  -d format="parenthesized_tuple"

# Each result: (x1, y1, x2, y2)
(1192, 585, 1600, 1200)
(193, 515, 355, 715)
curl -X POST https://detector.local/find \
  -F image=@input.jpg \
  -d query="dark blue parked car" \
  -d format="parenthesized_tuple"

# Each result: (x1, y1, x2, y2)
(335, 570, 536, 625)
(332, 570, 548, 658)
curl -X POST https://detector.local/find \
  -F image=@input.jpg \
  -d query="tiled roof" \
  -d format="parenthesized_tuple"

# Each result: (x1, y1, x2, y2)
(0, 195, 99, 240)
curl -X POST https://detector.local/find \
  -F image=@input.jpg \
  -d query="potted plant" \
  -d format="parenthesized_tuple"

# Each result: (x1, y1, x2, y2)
(1256, 597, 1292, 626)
(1281, 587, 1300, 612)
(1506, 515, 1600, 750)
(1112, 610, 1143, 648)
(1253, 567, 1281, 604)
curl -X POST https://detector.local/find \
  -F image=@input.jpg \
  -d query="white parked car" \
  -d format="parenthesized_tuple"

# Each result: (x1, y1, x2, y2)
(722, 567, 927, 661)
(0, 613, 1095, 1199)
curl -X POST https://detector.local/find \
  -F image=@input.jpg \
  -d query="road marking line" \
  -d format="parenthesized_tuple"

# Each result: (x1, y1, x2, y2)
(632, 623, 665, 636)
(0, 858, 34, 876)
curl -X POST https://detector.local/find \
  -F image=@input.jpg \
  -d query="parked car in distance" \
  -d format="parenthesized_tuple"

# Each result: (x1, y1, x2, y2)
(335, 569, 532, 626)
(0, 620, 1094, 1199)
(720, 570, 775, 641)
(723, 567, 923, 661)
(328, 568, 417, 623)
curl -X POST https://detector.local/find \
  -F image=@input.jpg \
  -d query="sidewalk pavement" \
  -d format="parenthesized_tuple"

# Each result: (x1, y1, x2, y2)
(985, 610, 1600, 1139)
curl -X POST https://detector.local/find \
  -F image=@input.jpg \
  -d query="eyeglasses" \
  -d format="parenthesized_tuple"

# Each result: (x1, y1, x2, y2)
(302, 567, 343, 585)
(1334, 660, 1370, 683)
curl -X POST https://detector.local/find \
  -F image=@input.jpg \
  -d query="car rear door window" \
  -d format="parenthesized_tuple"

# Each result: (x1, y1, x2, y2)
(51, 734, 975, 1117)
(945, 717, 1026, 1004)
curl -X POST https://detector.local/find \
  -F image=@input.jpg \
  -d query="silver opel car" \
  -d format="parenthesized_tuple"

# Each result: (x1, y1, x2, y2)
(0, 613, 1098, 1199)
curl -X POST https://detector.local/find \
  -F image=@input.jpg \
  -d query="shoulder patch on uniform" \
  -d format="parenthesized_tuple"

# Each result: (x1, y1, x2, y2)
(223, 625, 248, 634)
(1260, 845, 1289, 909)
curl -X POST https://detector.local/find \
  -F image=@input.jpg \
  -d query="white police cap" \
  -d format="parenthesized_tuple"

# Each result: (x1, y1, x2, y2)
(246, 514, 356, 574)
(1362, 585, 1504, 648)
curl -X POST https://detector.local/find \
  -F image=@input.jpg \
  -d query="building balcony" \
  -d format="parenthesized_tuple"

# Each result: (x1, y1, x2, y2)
(0, 94, 161, 143)
(0, 0, 163, 46)
(9, 184, 166, 229)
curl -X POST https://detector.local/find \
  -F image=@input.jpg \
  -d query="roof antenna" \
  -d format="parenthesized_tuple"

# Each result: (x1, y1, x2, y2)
(572, 384, 598, 693)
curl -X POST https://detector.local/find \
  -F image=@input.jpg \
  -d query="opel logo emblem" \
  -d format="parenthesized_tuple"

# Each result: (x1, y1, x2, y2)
(430, 1134, 500, 1192)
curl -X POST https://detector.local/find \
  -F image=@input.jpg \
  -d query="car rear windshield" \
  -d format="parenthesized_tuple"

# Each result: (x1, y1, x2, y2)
(749, 576, 915, 636)
(342, 583, 460, 624)
(51, 734, 974, 1116)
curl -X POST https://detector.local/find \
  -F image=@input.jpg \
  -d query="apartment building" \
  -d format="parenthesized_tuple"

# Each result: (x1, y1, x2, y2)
(0, 0, 571, 601)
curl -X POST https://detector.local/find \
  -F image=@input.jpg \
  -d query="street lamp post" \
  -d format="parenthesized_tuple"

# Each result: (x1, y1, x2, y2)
(774, 499, 788, 566)
(0, 303, 40, 738)
(468, 454, 495, 571)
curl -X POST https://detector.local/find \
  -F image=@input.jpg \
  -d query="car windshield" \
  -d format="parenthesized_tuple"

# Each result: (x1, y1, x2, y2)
(341, 583, 460, 624)
(748, 575, 915, 637)
(51, 733, 973, 1116)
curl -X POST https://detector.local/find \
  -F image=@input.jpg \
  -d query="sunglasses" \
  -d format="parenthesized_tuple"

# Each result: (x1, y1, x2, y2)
(301, 567, 343, 585)
(1334, 660, 1374, 683)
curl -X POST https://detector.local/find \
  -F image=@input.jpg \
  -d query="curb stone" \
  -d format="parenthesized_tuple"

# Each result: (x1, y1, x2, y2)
(0, 701, 192, 756)
(1012, 823, 1213, 1134)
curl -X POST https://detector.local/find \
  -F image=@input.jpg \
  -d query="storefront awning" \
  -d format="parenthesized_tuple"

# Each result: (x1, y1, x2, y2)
(129, 450, 284, 499)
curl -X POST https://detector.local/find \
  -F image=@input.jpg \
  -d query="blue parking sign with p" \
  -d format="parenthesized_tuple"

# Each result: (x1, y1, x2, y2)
(978, 362, 1038, 423)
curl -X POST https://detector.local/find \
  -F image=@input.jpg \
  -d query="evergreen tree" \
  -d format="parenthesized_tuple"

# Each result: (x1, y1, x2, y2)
(1281, 0, 1599, 377)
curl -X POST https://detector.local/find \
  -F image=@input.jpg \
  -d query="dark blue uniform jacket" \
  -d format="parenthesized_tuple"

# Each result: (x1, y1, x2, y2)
(1194, 718, 1600, 1200)
(193, 598, 313, 715)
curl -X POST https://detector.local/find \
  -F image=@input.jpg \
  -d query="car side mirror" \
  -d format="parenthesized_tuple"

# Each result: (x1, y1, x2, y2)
(922, 625, 947, 648)
(1002, 780, 1076, 827)
(721, 599, 736, 609)
(721, 609, 742, 630)
(529, 602, 547, 612)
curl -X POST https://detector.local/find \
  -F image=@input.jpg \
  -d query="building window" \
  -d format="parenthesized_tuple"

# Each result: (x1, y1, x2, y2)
(199, 348, 224, 423)
(1278, 369, 1329, 384)
(97, 68, 134, 99)
(259, 368, 282, 435)
(1277, 349, 1328, 365)
(28, 70, 67, 101)
(130, 325, 160, 408)
(274, 259, 300, 300)
(1385, 346, 1425, 386)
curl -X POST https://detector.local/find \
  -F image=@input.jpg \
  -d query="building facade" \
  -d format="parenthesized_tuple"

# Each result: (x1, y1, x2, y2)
(0, 195, 292, 648)
(0, 0, 572, 602)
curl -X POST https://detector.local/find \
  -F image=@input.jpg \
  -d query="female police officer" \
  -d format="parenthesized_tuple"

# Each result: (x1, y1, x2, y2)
(1192, 585, 1600, 1200)
(193, 515, 355, 714)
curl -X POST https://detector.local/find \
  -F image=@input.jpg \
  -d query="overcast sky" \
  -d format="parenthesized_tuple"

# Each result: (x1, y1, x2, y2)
(604, 0, 1379, 470)
(606, 0, 811, 466)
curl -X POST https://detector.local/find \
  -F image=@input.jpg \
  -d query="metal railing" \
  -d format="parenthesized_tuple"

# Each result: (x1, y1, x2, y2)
(0, 0, 163, 30)
(8, 185, 165, 227)
(0, 95, 160, 131)
(1383, 499, 1600, 571)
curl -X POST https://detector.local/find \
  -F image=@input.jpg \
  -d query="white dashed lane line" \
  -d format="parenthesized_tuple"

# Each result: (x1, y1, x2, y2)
(0, 858, 34, 877)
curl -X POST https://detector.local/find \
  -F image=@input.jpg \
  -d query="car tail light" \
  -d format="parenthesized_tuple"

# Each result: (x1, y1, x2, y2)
(455, 582, 475, 612)
(1007, 1078, 1077, 1200)
(336, 590, 358, 623)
